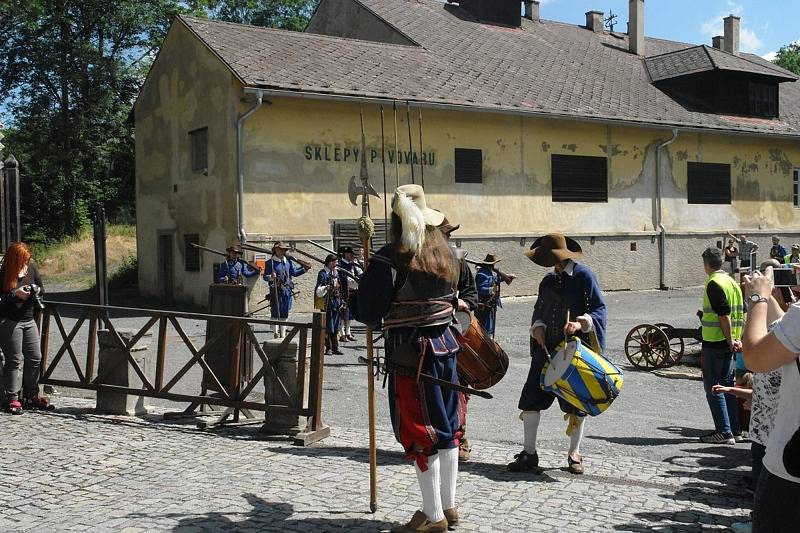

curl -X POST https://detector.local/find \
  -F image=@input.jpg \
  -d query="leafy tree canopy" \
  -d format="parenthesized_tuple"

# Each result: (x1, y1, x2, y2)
(773, 42, 800, 76)
(0, 0, 318, 243)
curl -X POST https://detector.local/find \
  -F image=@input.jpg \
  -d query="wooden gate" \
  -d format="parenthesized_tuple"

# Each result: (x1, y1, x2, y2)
(37, 301, 330, 445)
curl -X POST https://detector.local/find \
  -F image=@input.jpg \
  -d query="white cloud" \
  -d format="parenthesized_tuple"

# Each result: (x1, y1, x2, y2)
(700, 3, 762, 54)
(762, 51, 777, 61)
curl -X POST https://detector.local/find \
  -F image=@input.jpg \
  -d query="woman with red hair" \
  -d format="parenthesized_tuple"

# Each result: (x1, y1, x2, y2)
(1, 242, 51, 414)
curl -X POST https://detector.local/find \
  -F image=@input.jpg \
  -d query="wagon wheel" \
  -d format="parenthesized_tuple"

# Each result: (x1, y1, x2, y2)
(624, 324, 671, 370)
(654, 323, 685, 368)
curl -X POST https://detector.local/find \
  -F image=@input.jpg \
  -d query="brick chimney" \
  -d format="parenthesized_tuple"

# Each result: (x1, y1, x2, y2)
(712, 35, 723, 49)
(628, 0, 644, 56)
(524, 0, 540, 22)
(723, 15, 740, 56)
(586, 10, 604, 33)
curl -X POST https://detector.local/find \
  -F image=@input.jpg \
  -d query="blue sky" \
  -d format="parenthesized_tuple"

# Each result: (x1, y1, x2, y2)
(537, 0, 797, 59)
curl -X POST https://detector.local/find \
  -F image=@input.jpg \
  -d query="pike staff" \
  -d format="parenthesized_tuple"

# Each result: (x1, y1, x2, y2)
(406, 101, 415, 185)
(350, 105, 381, 513)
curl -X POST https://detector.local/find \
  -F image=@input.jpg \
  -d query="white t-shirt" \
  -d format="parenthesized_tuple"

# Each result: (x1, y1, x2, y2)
(765, 304, 800, 483)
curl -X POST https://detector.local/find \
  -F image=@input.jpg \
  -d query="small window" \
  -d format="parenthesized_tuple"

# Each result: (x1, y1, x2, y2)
(454, 148, 482, 183)
(748, 82, 778, 118)
(794, 169, 800, 209)
(189, 127, 208, 173)
(551, 154, 608, 202)
(687, 162, 731, 204)
(184, 234, 200, 272)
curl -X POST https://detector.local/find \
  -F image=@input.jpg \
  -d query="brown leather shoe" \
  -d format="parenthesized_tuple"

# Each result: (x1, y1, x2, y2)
(568, 453, 584, 475)
(391, 510, 448, 533)
(458, 438, 472, 462)
(444, 508, 459, 527)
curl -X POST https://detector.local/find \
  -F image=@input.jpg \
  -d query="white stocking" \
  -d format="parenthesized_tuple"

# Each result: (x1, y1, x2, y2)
(415, 454, 444, 523)
(569, 417, 586, 456)
(438, 447, 458, 511)
(345, 321, 352, 336)
(521, 410, 541, 454)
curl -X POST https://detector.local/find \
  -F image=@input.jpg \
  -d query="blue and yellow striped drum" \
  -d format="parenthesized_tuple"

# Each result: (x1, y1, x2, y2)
(540, 338, 624, 416)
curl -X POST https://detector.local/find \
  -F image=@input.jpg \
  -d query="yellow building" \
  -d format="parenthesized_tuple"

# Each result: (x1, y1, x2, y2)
(135, 0, 800, 309)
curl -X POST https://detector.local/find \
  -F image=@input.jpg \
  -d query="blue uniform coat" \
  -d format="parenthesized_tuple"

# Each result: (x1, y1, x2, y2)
(263, 257, 306, 319)
(216, 259, 259, 284)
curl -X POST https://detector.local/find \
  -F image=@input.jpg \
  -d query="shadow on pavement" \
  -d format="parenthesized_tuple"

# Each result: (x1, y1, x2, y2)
(128, 493, 391, 532)
(612, 509, 740, 532)
(586, 435, 699, 446)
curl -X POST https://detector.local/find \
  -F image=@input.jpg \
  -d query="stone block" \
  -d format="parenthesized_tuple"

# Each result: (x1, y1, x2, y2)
(95, 329, 151, 416)
(261, 338, 307, 435)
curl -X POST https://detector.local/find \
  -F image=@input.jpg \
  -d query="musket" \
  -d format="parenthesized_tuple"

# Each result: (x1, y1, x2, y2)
(238, 242, 313, 271)
(357, 357, 492, 399)
(305, 239, 366, 268)
(190, 243, 242, 258)
(464, 258, 516, 285)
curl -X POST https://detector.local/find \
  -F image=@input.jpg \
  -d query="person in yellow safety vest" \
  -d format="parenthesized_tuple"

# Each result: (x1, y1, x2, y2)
(784, 244, 800, 265)
(699, 247, 745, 446)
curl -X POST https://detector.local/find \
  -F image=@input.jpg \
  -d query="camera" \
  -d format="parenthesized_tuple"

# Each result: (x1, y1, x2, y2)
(27, 284, 45, 312)
(771, 267, 800, 288)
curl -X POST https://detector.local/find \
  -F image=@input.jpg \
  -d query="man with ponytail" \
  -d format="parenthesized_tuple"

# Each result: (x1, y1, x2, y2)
(356, 185, 470, 533)
(0, 242, 52, 414)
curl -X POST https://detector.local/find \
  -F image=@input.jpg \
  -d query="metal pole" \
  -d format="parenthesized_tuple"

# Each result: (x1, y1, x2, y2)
(0, 159, 6, 250)
(380, 106, 388, 242)
(406, 101, 415, 185)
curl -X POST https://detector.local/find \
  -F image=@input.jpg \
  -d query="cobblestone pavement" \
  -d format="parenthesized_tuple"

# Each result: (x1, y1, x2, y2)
(1, 396, 750, 532)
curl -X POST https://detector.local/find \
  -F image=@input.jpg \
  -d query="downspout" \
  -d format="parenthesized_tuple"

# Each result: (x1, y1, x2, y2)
(655, 128, 679, 290)
(236, 89, 264, 244)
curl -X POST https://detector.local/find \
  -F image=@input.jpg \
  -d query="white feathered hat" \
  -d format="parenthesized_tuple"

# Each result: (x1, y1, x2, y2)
(391, 184, 445, 253)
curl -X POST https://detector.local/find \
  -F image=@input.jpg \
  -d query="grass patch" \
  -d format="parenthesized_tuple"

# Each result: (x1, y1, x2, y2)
(35, 224, 137, 289)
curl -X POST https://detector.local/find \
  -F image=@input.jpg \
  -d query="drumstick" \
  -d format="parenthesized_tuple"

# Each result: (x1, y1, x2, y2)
(565, 309, 571, 347)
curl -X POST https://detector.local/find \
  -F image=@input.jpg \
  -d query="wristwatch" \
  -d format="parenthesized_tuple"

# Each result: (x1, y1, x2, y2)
(748, 294, 768, 305)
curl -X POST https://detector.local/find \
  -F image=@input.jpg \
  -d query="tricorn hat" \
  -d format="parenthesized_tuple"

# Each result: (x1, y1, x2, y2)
(339, 246, 355, 255)
(272, 241, 291, 252)
(437, 213, 461, 236)
(225, 245, 240, 253)
(480, 253, 500, 265)
(324, 253, 338, 264)
(524, 234, 583, 267)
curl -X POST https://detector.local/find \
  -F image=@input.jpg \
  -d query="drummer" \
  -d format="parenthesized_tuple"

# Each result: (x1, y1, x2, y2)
(507, 234, 607, 476)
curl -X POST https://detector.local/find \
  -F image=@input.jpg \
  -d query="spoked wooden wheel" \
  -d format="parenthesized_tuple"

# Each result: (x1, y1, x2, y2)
(654, 323, 685, 368)
(624, 324, 671, 369)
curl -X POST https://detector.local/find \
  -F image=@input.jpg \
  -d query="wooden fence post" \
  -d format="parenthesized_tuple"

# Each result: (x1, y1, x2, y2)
(294, 312, 330, 445)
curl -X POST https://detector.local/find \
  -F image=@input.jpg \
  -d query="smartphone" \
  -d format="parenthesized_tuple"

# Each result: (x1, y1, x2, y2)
(772, 267, 800, 288)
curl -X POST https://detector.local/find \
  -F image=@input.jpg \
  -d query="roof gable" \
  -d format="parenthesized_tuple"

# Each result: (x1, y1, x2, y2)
(646, 45, 798, 82)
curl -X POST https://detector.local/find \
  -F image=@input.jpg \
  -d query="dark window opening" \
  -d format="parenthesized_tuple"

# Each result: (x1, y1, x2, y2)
(749, 82, 778, 117)
(687, 162, 731, 204)
(454, 148, 483, 183)
(551, 154, 608, 203)
(184, 234, 201, 272)
(189, 127, 208, 173)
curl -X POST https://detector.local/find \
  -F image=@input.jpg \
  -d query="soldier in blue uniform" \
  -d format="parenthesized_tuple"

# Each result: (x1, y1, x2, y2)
(337, 246, 363, 342)
(215, 246, 259, 284)
(315, 254, 344, 355)
(475, 254, 503, 338)
(263, 241, 308, 338)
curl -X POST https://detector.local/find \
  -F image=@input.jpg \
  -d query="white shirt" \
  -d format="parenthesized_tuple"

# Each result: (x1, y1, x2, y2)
(764, 303, 800, 483)
(315, 267, 338, 298)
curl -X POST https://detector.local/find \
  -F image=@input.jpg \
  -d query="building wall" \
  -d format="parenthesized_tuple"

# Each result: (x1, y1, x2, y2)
(237, 95, 800, 309)
(134, 20, 241, 307)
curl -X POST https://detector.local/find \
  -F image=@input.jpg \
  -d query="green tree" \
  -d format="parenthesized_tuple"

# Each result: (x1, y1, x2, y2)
(773, 43, 800, 75)
(0, 0, 317, 243)
(206, 0, 319, 31)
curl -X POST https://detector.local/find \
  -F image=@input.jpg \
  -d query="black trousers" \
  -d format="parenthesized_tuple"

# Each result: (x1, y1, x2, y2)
(753, 469, 800, 532)
(324, 332, 339, 353)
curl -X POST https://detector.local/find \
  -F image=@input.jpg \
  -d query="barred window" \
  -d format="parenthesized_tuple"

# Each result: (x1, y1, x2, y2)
(551, 154, 608, 202)
(189, 127, 208, 173)
(184, 234, 200, 272)
(687, 162, 731, 205)
(794, 169, 800, 209)
(454, 148, 483, 183)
